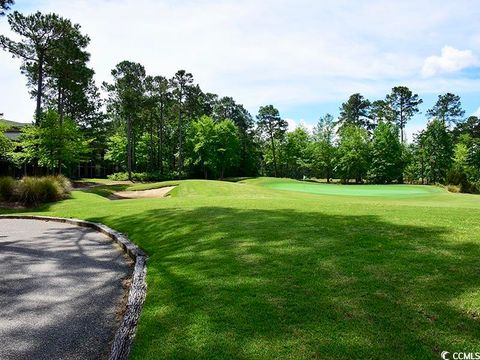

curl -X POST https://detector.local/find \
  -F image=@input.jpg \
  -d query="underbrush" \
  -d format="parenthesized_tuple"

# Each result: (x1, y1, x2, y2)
(0, 175, 72, 206)
(107, 171, 177, 182)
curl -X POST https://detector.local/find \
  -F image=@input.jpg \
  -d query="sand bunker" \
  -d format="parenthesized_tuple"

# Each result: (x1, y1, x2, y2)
(110, 186, 175, 200)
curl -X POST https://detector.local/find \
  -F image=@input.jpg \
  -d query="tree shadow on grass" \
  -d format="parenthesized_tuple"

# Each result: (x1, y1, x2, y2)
(87, 207, 480, 359)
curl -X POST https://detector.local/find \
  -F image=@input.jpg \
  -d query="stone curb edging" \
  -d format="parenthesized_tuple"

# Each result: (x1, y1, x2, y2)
(0, 215, 147, 360)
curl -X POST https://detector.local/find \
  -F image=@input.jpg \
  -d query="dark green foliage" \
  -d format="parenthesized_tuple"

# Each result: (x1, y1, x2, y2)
(368, 122, 403, 183)
(0, 176, 15, 200)
(170, 70, 195, 176)
(453, 116, 480, 139)
(370, 99, 395, 127)
(104, 61, 146, 180)
(256, 105, 288, 177)
(0, 0, 13, 15)
(337, 93, 372, 131)
(0, 11, 95, 123)
(427, 93, 465, 126)
(386, 86, 423, 142)
(418, 119, 453, 184)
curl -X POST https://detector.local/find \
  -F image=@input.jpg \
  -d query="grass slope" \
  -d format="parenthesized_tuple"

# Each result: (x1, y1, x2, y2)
(2, 178, 480, 359)
(0, 119, 28, 128)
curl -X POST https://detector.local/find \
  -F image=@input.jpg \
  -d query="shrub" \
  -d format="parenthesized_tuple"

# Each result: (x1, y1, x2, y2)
(51, 175, 72, 195)
(468, 180, 480, 194)
(107, 171, 174, 181)
(446, 184, 461, 193)
(17, 177, 46, 205)
(15, 176, 72, 205)
(0, 176, 15, 201)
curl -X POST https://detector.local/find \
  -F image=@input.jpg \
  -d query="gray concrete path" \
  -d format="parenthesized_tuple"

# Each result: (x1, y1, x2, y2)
(0, 219, 132, 360)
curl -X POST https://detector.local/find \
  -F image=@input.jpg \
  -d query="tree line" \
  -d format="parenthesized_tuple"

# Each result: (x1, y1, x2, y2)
(0, 8, 479, 192)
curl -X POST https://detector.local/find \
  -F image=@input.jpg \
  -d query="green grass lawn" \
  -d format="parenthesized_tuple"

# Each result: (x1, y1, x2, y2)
(261, 178, 444, 197)
(2, 178, 480, 359)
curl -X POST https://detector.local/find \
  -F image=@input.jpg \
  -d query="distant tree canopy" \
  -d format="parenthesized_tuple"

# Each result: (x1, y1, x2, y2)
(0, 0, 13, 16)
(1, 10, 480, 192)
(368, 122, 403, 183)
(0, 11, 97, 123)
(386, 86, 423, 143)
(256, 105, 288, 177)
(427, 93, 465, 126)
(12, 110, 89, 173)
(337, 93, 371, 131)
(0, 123, 14, 157)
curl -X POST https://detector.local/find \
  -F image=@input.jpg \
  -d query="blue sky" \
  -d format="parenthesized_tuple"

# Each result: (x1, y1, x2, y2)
(1, 0, 480, 141)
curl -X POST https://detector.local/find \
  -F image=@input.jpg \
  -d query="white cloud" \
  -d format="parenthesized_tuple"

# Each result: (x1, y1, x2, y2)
(2, 1, 480, 123)
(285, 118, 314, 134)
(473, 107, 480, 117)
(421, 46, 478, 78)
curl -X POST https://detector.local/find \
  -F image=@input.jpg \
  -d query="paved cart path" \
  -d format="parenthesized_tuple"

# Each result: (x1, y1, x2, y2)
(0, 219, 131, 360)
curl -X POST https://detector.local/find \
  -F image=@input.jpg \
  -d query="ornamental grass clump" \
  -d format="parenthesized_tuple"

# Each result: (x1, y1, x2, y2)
(0, 176, 72, 206)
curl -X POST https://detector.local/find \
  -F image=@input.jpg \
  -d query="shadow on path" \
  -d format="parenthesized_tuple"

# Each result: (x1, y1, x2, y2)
(0, 219, 132, 360)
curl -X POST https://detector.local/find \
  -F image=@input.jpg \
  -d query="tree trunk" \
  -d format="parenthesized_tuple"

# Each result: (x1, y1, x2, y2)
(400, 109, 405, 143)
(270, 135, 277, 177)
(149, 113, 154, 172)
(127, 117, 133, 181)
(178, 108, 183, 177)
(159, 101, 164, 175)
(57, 86, 64, 174)
(35, 50, 44, 125)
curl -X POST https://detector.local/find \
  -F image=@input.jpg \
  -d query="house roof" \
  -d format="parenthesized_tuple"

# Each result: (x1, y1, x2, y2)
(5, 129, 21, 141)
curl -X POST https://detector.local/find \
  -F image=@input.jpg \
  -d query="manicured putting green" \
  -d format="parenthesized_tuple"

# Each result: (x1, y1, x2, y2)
(265, 181, 444, 197)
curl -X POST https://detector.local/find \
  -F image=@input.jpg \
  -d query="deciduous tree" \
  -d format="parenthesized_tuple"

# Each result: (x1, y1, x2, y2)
(418, 119, 453, 183)
(368, 122, 403, 183)
(14, 110, 89, 173)
(335, 125, 370, 183)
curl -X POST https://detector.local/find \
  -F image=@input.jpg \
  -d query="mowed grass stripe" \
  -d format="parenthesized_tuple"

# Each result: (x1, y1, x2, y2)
(258, 178, 444, 198)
